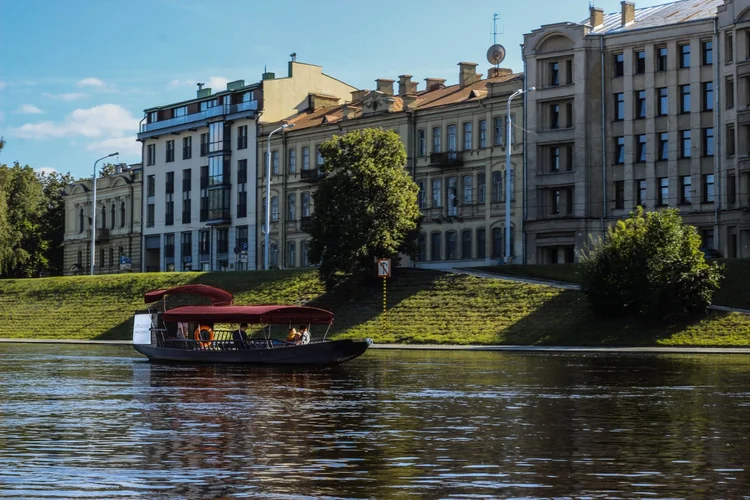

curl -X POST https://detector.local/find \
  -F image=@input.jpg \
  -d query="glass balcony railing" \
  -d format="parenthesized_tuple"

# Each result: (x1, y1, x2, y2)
(140, 101, 258, 133)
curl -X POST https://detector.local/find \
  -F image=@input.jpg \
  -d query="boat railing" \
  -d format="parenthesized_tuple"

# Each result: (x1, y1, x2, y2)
(153, 328, 299, 351)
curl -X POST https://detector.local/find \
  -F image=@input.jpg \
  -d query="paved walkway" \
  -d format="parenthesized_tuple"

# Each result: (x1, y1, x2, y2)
(448, 267, 750, 315)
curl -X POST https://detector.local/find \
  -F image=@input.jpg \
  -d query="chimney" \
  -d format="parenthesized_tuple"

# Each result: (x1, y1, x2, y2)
(621, 1, 635, 25)
(487, 67, 513, 78)
(458, 62, 479, 88)
(398, 74, 418, 96)
(590, 6, 604, 27)
(351, 89, 369, 101)
(342, 104, 355, 120)
(375, 78, 394, 96)
(308, 93, 340, 111)
(424, 78, 447, 91)
(403, 94, 419, 111)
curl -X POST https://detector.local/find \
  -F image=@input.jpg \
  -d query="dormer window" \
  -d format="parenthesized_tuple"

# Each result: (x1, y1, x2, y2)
(200, 99, 218, 111)
(173, 107, 187, 118)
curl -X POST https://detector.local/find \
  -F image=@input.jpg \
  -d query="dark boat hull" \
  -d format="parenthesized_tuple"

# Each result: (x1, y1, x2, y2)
(133, 339, 370, 366)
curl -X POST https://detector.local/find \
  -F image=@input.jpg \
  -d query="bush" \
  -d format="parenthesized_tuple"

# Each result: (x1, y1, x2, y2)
(579, 207, 723, 320)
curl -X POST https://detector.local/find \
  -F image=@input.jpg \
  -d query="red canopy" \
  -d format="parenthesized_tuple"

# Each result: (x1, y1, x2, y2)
(161, 305, 334, 325)
(144, 285, 234, 306)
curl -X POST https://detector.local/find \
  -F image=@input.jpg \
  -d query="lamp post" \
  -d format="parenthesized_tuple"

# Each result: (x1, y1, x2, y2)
(264, 123, 294, 270)
(505, 87, 534, 264)
(90, 152, 119, 275)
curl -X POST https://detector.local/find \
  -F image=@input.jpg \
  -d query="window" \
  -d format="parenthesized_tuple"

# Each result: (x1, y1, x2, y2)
(183, 193, 191, 224)
(551, 189, 560, 214)
(271, 196, 279, 222)
(658, 132, 669, 161)
(477, 229, 486, 259)
(417, 234, 426, 262)
(316, 145, 324, 166)
(271, 150, 279, 175)
(166, 140, 174, 162)
(614, 93, 624, 120)
(183, 136, 192, 160)
(726, 32, 734, 63)
(301, 147, 309, 171)
(726, 124, 735, 156)
(147, 174, 155, 197)
(417, 180, 426, 209)
(164, 234, 174, 259)
(173, 106, 187, 118)
(199, 166, 208, 221)
(550, 146, 560, 172)
(635, 90, 646, 118)
(493, 117, 503, 146)
(703, 174, 714, 203)
(566, 102, 573, 127)
(237, 125, 248, 150)
(446, 177, 457, 216)
(208, 122, 225, 153)
(614, 180, 625, 209)
(110, 204, 115, 230)
(726, 78, 734, 109)
(680, 130, 692, 158)
(463, 122, 472, 151)
(200, 133, 208, 156)
(287, 193, 296, 221)
(208, 155, 229, 186)
(701, 40, 713, 65)
(658, 177, 669, 206)
(636, 134, 647, 163)
(431, 178, 442, 207)
(146, 144, 155, 166)
(200, 99, 217, 111)
(635, 50, 646, 74)
(614, 137, 625, 164)
(614, 53, 624, 77)
(550, 104, 560, 128)
(301, 192, 310, 217)
(491, 171, 502, 202)
(146, 203, 154, 227)
(445, 231, 457, 260)
(701, 229, 714, 250)
(447, 124, 457, 152)
(237, 183, 246, 218)
(288, 148, 296, 173)
(165, 172, 174, 226)
(637, 179, 647, 207)
(287, 242, 296, 268)
(462, 175, 473, 205)
(728, 173, 737, 204)
(566, 144, 574, 171)
(703, 127, 714, 157)
(479, 120, 487, 148)
(680, 175, 692, 204)
(657, 88, 668, 115)
(461, 230, 472, 259)
(566, 59, 573, 84)
(549, 62, 559, 86)
(78, 208, 84, 233)
(432, 127, 442, 153)
(148, 111, 158, 123)
(702, 81, 714, 111)
(656, 47, 668, 71)
(679, 43, 691, 68)
(418, 129, 426, 156)
(491, 228, 503, 258)
(680, 84, 691, 113)
(101, 205, 106, 230)
(166, 171, 174, 194)
(478, 173, 486, 203)
(430, 232, 441, 261)
(120, 202, 126, 228)
(199, 230, 210, 256)
(301, 241, 309, 267)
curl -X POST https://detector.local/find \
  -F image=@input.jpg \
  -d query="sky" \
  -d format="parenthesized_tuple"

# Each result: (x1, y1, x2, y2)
(0, 0, 672, 179)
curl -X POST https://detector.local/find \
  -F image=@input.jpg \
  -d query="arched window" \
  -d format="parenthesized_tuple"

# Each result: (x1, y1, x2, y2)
(287, 242, 296, 267)
(492, 227, 503, 258)
(78, 208, 84, 234)
(101, 205, 106, 229)
(461, 230, 472, 259)
(270, 243, 279, 268)
(301, 241, 309, 266)
(445, 231, 457, 260)
(430, 232, 441, 261)
(417, 233, 426, 262)
(491, 171, 502, 202)
(120, 202, 126, 228)
(110, 204, 116, 229)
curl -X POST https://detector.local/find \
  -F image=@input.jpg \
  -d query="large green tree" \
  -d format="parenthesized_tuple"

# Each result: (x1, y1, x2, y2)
(579, 207, 723, 320)
(38, 170, 74, 275)
(308, 129, 421, 289)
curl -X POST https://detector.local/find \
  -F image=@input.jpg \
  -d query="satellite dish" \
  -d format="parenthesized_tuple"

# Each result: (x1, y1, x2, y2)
(487, 44, 506, 65)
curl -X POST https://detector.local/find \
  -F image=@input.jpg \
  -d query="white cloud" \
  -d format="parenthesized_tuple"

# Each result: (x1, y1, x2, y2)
(42, 92, 86, 101)
(35, 166, 57, 176)
(77, 77, 105, 88)
(168, 75, 229, 91)
(14, 104, 43, 114)
(86, 136, 141, 156)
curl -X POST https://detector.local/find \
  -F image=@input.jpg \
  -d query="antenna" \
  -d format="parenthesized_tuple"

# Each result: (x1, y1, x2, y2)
(492, 13, 499, 45)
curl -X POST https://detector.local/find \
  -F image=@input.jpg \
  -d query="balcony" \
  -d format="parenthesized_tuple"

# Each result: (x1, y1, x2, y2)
(138, 101, 258, 137)
(429, 151, 464, 168)
(300, 169, 325, 182)
(96, 228, 110, 242)
(739, 157, 750, 172)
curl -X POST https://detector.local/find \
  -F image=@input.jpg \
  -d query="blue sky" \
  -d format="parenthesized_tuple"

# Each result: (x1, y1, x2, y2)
(1, 0, 669, 179)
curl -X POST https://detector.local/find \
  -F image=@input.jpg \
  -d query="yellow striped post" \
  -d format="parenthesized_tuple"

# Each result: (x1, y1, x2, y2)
(382, 276, 387, 332)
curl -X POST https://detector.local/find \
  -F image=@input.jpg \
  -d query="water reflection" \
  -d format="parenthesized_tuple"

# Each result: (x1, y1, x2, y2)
(1, 344, 750, 498)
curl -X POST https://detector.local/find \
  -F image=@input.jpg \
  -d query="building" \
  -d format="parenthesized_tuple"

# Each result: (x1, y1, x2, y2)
(522, 0, 749, 262)
(257, 63, 525, 269)
(63, 163, 142, 275)
(136, 59, 356, 272)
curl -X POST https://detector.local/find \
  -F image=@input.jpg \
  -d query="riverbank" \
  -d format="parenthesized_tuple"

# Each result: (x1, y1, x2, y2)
(1, 268, 749, 346)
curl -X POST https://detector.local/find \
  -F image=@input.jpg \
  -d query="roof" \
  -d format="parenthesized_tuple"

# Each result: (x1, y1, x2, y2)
(280, 72, 523, 133)
(144, 285, 234, 306)
(161, 305, 334, 325)
(586, 0, 723, 34)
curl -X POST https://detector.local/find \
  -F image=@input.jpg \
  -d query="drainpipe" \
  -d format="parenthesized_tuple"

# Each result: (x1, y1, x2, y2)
(281, 130, 288, 269)
(522, 44, 529, 264)
(600, 34, 607, 236)
(713, 17, 722, 251)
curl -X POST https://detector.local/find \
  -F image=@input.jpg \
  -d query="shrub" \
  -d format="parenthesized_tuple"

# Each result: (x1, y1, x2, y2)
(579, 207, 723, 320)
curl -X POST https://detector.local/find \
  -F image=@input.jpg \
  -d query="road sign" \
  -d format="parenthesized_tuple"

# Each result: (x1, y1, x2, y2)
(242, 242, 248, 251)
(377, 258, 391, 278)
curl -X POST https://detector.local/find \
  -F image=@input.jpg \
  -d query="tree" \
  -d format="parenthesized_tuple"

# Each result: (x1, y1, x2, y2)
(308, 129, 421, 289)
(99, 162, 118, 177)
(579, 207, 723, 320)
(38, 170, 74, 275)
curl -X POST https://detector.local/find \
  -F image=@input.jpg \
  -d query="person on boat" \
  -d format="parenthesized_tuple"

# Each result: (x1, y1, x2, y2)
(287, 327, 300, 344)
(232, 322, 249, 349)
(298, 325, 311, 345)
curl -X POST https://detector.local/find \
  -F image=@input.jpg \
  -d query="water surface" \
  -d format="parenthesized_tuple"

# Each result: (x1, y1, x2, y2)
(1, 344, 749, 498)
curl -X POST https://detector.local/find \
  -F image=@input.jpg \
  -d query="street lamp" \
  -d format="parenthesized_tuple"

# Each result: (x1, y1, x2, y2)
(505, 87, 534, 264)
(90, 152, 119, 275)
(264, 123, 294, 270)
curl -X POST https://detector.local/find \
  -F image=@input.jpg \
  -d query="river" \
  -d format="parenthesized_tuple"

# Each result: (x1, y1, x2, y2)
(1, 344, 749, 498)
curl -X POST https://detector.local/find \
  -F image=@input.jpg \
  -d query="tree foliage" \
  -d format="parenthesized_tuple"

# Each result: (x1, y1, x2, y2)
(99, 162, 118, 177)
(39, 170, 74, 275)
(308, 129, 421, 289)
(579, 207, 723, 320)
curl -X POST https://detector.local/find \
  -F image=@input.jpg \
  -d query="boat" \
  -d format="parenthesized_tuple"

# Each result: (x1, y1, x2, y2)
(132, 284, 371, 366)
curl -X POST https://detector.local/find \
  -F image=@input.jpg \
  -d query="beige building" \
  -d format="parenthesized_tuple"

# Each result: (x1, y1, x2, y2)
(63, 164, 142, 275)
(136, 59, 356, 272)
(522, 0, 748, 262)
(257, 63, 525, 269)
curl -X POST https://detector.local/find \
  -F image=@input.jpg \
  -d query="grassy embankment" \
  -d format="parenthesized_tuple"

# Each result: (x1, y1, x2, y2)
(473, 258, 750, 310)
(1, 267, 749, 346)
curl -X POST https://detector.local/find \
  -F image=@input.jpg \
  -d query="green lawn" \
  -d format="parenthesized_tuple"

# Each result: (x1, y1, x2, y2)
(1, 268, 749, 346)
(474, 259, 750, 310)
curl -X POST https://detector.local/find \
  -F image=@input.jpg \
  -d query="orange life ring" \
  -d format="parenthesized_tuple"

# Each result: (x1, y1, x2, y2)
(194, 325, 214, 348)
